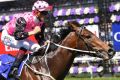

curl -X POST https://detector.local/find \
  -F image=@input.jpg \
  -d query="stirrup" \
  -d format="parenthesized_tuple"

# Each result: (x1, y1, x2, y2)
(9, 67, 18, 78)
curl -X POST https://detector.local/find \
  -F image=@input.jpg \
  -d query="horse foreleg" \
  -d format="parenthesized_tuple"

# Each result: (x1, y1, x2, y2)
(21, 66, 43, 80)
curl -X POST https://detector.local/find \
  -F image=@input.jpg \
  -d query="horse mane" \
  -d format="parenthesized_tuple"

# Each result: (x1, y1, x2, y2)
(48, 21, 80, 51)
(50, 21, 81, 44)
(47, 27, 71, 52)
(68, 21, 81, 27)
(59, 27, 72, 40)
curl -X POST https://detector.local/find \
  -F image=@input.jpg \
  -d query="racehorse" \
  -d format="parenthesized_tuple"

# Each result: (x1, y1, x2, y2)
(20, 21, 115, 80)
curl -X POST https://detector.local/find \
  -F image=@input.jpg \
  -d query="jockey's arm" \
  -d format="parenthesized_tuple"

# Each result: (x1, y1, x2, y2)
(28, 26, 48, 45)
(28, 26, 41, 36)
(30, 25, 49, 45)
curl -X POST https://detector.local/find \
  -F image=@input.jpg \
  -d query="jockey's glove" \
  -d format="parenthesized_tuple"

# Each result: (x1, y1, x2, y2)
(14, 31, 29, 40)
(44, 40, 50, 45)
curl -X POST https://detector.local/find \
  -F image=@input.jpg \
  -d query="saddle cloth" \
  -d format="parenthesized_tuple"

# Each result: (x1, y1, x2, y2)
(0, 54, 28, 79)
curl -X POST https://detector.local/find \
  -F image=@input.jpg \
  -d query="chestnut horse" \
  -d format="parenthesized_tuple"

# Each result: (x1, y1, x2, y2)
(20, 21, 115, 80)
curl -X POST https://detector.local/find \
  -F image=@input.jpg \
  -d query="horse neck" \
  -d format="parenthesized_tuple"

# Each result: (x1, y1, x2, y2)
(46, 32, 79, 79)
(61, 32, 78, 48)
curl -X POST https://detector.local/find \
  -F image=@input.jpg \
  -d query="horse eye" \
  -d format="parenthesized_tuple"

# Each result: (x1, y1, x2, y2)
(86, 35, 91, 39)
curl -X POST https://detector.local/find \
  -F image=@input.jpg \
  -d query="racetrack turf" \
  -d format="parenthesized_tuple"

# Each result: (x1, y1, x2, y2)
(65, 77, 120, 80)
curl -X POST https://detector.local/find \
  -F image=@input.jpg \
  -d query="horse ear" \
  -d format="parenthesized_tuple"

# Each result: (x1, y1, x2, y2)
(68, 21, 78, 30)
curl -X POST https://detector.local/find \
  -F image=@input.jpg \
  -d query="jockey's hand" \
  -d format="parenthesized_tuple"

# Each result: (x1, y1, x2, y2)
(44, 40, 50, 45)
(14, 31, 29, 40)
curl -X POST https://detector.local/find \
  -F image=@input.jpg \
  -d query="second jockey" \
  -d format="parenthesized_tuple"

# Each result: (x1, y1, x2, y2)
(1, 0, 52, 79)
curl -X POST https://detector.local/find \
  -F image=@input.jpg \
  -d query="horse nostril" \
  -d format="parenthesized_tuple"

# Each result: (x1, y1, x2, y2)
(108, 48, 115, 59)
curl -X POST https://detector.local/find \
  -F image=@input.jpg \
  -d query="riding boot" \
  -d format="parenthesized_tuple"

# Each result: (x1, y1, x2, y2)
(8, 47, 27, 78)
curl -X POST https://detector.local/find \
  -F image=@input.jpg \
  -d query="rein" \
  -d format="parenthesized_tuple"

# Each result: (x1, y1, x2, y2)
(50, 41, 96, 53)
(24, 42, 56, 80)
(46, 25, 96, 54)
(23, 25, 98, 80)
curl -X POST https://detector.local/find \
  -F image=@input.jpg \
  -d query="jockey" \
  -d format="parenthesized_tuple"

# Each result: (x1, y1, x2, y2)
(1, 0, 52, 78)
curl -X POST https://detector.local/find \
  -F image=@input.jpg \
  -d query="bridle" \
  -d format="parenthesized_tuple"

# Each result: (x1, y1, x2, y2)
(74, 24, 106, 58)
(76, 25, 95, 52)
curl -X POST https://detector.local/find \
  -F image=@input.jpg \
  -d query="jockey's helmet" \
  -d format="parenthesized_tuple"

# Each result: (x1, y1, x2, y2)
(32, 1, 52, 16)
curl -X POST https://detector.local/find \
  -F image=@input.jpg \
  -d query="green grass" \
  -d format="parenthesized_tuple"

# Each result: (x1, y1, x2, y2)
(65, 77, 120, 80)
(64, 73, 120, 80)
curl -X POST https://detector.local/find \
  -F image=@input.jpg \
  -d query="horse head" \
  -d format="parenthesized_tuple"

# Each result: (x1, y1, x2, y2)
(66, 21, 115, 60)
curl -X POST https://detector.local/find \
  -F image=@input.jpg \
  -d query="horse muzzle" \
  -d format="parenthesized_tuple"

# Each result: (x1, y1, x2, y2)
(108, 48, 116, 59)
(96, 51, 108, 60)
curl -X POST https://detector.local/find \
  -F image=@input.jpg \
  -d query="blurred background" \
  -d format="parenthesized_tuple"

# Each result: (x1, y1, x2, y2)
(0, 0, 120, 80)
